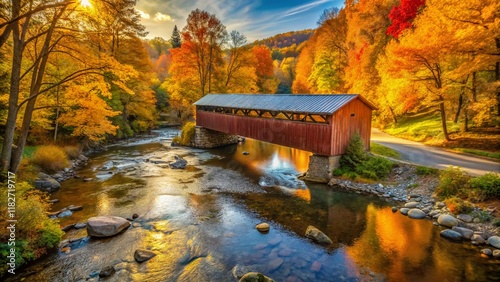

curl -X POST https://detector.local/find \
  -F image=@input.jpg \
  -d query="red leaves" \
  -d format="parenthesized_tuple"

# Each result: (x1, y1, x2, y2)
(387, 0, 426, 38)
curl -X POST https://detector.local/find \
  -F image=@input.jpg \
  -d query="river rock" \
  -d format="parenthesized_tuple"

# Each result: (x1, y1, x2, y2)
(440, 229, 462, 241)
(99, 266, 116, 278)
(487, 236, 500, 249)
(61, 224, 74, 232)
(74, 222, 86, 229)
(391, 207, 398, 212)
(134, 249, 156, 262)
(481, 248, 492, 257)
(132, 213, 139, 219)
(77, 154, 88, 162)
(256, 223, 270, 233)
(436, 202, 446, 208)
(457, 214, 473, 223)
(493, 250, 500, 258)
(86, 216, 130, 237)
(452, 226, 474, 239)
(243, 151, 250, 155)
(83, 178, 93, 182)
(267, 258, 283, 271)
(169, 156, 187, 169)
(238, 272, 275, 282)
(404, 202, 419, 208)
(68, 205, 83, 211)
(58, 210, 73, 218)
(408, 209, 426, 219)
(471, 234, 486, 244)
(399, 208, 410, 215)
(305, 225, 332, 244)
(34, 173, 61, 192)
(310, 261, 321, 272)
(437, 214, 459, 228)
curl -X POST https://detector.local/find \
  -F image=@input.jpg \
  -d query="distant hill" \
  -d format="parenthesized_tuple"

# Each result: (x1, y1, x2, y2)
(253, 29, 314, 49)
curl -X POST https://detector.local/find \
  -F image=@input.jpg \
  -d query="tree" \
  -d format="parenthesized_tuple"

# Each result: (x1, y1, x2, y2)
(170, 25, 181, 48)
(253, 45, 279, 93)
(386, 0, 426, 38)
(169, 9, 227, 99)
(1, 0, 154, 172)
(224, 31, 257, 93)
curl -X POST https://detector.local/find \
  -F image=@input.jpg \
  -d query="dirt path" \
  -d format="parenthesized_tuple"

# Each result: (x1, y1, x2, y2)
(371, 128, 500, 176)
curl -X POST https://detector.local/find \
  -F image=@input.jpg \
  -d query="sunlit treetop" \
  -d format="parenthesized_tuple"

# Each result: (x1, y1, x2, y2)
(80, 0, 92, 8)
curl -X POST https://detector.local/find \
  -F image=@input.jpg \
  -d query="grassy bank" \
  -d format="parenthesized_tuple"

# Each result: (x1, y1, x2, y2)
(382, 111, 500, 160)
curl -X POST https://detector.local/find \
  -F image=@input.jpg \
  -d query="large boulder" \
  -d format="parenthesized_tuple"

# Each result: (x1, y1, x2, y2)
(487, 236, 500, 249)
(440, 229, 462, 241)
(238, 272, 275, 282)
(169, 156, 188, 169)
(408, 209, 426, 219)
(437, 214, 459, 228)
(452, 227, 474, 239)
(305, 225, 332, 244)
(86, 216, 130, 237)
(34, 172, 61, 192)
(134, 249, 156, 263)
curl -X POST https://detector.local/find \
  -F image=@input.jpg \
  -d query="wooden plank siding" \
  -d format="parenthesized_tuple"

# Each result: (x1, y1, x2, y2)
(196, 111, 333, 155)
(330, 99, 372, 155)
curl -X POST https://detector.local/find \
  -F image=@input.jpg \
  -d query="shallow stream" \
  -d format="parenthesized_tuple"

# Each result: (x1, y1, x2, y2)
(12, 129, 500, 281)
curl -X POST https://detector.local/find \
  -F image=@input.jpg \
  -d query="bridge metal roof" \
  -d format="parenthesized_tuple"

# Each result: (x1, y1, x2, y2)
(194, 94, 376, 115)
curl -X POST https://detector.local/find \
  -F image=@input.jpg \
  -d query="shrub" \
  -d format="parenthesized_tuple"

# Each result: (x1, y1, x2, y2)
(470, 173, 500, 199)
(63, 145, 81, 159)
(355, 156, 394, 180)
(336, 133, 394, 180)
(493, 218, 500, 227)
(0, 182, 63, 274)
(435, 166, 470, 198)
(415, 166, 439, 176)
(179, 121, 196, 146)
(444, 197, 474, 214)
(340, 132, 369, 170)
(31, 145, 70, 173)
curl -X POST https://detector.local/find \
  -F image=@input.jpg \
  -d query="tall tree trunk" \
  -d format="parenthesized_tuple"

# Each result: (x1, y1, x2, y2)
(10, 7, 64, 173)
(11, 98, 37, 172)
(388, 105, 398, 124)
(454, 90, 464, 123)
(438, 96, 451, 141)
(1, 1, 25, 171)
(54, 85, 60, 142)
(496, 38, 500, 116)
(463, 108, 469, 132)
(472, 71, 477, 103)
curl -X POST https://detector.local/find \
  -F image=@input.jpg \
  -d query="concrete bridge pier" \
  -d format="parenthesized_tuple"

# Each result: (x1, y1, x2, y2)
(305, 154, 341, 183)
(193, 126, 239, 148)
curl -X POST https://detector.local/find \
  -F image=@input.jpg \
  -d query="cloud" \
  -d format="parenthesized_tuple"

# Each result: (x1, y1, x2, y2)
(136, 9, 150, 20)
(154, 12, 174, 22)
(279, 0, 331, 19)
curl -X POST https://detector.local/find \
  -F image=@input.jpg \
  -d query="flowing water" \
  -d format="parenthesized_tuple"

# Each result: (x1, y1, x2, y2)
(10, 130, 500, 281)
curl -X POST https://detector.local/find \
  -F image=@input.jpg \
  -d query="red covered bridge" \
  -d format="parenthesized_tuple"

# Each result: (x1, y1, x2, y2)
(194, 94, 376, 157)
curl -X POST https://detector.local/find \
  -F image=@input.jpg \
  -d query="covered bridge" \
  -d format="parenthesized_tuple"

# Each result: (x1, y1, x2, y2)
(193, 94, 376, 181)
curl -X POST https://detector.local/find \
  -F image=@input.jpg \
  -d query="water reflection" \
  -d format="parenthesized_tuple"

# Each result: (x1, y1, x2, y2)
(13, 133, 500, 282)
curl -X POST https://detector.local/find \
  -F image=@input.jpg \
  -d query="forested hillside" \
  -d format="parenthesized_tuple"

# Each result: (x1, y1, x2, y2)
(292, 0, 499, 140)
(0, 0, 158, 172)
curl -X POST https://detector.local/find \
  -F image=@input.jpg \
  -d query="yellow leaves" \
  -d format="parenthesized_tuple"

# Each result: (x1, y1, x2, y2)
(57, 80, 120, 141)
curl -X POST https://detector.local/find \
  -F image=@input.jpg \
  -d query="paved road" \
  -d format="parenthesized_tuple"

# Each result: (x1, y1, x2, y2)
(371, 128, 500, 176)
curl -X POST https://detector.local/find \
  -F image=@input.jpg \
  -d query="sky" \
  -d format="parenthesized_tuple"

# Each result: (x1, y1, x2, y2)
(136, 0, 344, 42)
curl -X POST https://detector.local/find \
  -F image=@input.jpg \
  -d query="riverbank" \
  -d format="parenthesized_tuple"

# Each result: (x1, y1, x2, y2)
(328, 162, 500, 258)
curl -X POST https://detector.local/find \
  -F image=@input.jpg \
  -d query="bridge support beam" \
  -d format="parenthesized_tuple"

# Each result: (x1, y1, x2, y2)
(193, 126, 239, 148)
(305, 154, 341, 183)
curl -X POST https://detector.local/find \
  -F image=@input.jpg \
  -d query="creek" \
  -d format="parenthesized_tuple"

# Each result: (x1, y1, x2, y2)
(12, 129, 500, 281)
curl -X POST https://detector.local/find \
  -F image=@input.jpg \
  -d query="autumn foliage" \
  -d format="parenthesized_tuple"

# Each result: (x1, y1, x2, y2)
(387, 0, 426, 38)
